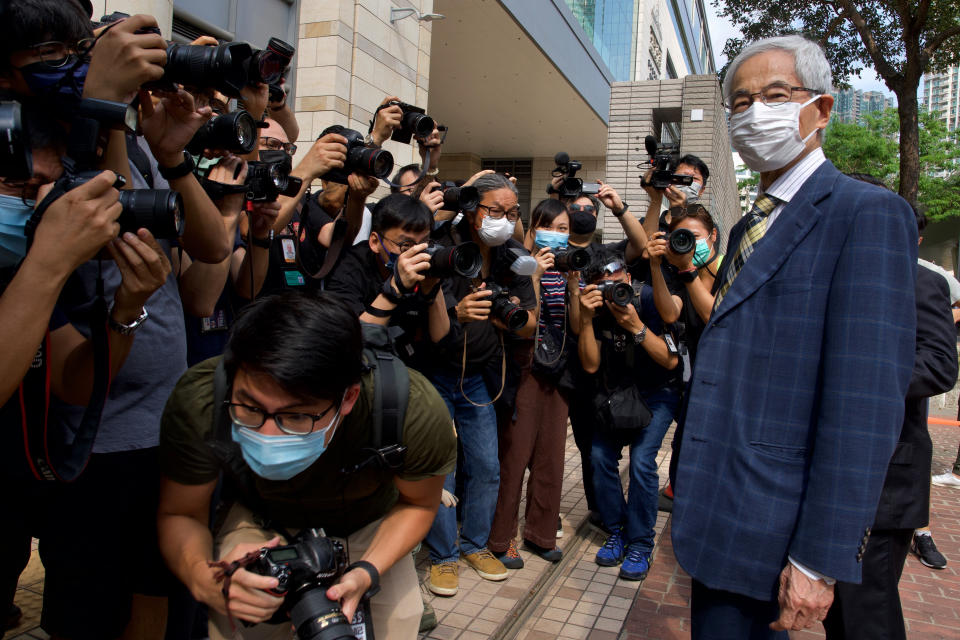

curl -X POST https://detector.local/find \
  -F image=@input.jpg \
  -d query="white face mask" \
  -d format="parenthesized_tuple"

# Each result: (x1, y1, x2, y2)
(477, 215, 514, 247)
(729, 94, 822, 172)
(676, 182, 702, 204)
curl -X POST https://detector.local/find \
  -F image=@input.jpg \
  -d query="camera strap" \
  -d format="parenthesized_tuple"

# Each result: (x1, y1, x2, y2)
(295, 192, 348, 282)
(459, 327, 506, 407)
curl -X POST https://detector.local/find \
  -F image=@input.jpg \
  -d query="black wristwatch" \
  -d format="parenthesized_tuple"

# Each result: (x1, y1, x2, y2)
(346, 560, 381, 599)
(157, 151, 196, 181)
(249, 230, 273, 249)
(676, 267, 699, 283)
(612, 201, 629, 217)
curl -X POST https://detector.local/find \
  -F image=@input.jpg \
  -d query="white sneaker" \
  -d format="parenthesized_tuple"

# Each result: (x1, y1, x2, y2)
(932, 472, 960, 488)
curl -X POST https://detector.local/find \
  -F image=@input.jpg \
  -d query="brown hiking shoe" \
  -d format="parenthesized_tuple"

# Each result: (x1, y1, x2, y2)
(463, 548, 509, 580)
(428, 561, 459, 596)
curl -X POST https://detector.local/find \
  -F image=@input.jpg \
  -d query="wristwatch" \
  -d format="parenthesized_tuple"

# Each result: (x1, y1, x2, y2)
(249, 229, 274, 249)
(157, 151, 196, 181)
(676, 267, 699, 283)
(632, 325, 647, 345)
(612, 201, 629, 217)
(363, 133, 380, 148)
(108, 306, 149, 335)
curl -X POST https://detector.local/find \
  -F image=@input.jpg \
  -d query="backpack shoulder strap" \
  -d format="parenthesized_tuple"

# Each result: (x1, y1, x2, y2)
(361, 323, 409, 451)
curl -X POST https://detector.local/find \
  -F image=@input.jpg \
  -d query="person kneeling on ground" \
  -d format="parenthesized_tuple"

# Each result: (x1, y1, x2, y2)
(157, 291, 456, 640)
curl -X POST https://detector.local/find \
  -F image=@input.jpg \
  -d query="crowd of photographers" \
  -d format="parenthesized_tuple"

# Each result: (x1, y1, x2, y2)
(0, 2, 729, 639)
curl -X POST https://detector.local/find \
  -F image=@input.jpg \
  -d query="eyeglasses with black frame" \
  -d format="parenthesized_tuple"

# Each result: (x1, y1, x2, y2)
(224, 400, 339, 435)
(379, 233, 421, 254)
(21, 40, 96, 68)
(477, 203, 521, 222)
(725, 82, 819, 114)
(259, 137, 297, 155)
(569, 204, 596, 214)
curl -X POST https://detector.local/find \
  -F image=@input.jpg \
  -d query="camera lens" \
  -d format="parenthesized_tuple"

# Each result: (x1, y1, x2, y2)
(561, 176, 583, 197)
(0, 101, 32, 181)
(441, 186, 480, 213)
(117, 190, 183, 239)
(669, 228, 696, 254)
(554, 248, 590, 272)
(601, 281, 633, 307)
(427, 242, 482, 278)
(288, 588, 357, 640)
(403, 111, 435, 139)
(187, 110, 258, 155)
(348, 145, 393, 179)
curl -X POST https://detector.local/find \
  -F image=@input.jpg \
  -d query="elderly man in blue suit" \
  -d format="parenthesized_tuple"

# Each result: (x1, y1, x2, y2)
(672, 35, 918, 639)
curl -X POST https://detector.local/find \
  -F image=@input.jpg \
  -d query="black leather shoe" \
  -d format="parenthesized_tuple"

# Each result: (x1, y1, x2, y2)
(523, 539, 563, 563)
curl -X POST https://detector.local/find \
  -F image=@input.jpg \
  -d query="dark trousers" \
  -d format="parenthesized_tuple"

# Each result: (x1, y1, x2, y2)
(568, 390, 596, 512)
(822, 528, 912, 640)
(488, 372, 568, 551)
(691, 580, 788, 640)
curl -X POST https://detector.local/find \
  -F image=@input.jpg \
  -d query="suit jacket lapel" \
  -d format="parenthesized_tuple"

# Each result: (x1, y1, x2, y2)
(709, 161, 840, 325)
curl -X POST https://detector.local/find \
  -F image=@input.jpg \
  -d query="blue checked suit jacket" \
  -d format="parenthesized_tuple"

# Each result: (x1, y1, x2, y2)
(671, 160, 918, 601)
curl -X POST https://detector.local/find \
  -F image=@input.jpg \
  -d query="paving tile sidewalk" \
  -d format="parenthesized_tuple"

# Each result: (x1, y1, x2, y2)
(620, 421, 960, 640)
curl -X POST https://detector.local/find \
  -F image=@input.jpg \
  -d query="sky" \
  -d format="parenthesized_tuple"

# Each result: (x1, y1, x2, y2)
(703, 2, 900, 99)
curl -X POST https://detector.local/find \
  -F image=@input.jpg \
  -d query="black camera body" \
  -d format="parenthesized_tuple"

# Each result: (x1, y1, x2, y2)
(668, 228, 696, 255)
(596, 280, 634, 307)
(641, 135, 693, 190)
(485, 282, 528, 332)
(387, 101, 435, 145)
(186, 110, 258, 155)
(0, 101, 31, 180)
(434, 182, 479, 213)
(248, 529, 357, 640)
(551, 151, 585, 198)
(320, 126, 394, 185)
(246, 150, 303, 203)
(553, 247, 591, 272)
(425, 241, 482, 278)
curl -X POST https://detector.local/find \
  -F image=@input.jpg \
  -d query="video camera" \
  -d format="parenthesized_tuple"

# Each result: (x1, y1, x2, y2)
(484, 282, 528, 332)
(550, 152, 585, 198)
(319, 126, 394, 185)
(640, 135, 693, 190)
(0, 101, 32, 180)
(245, 150, 303, 202)
(432, 181, 480, 213)
(424, 241, 482, 278)
(248, 529, 359, 640)
(186, 110, 259, 155)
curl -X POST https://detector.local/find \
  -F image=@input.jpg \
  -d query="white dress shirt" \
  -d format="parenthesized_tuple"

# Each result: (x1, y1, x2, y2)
(760, 147, 827, 228)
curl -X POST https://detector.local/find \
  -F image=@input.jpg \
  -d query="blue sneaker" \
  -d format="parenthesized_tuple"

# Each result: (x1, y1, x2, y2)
(619, 545, 650, 580)
(595, 526, 625, 566)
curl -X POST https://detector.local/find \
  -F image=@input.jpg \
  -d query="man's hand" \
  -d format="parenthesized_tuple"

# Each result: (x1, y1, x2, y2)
(533, 246, 554, 279)
(206, 155, 248, 215)
(346, 173, 380, 200)
(240, 83, 269, 121)
(203, 537, 285, 623)
(456, 287, 492, 323)
(420, 181, 444, 213)
(641, 168, 663, 201)
(607, 299, 643, 334)
(249, 202, 282, 240)
(394, 243, 431, 291)
(596, 180, 624, 213)
(107, 230, 172, 320)
(770, 563, 834, 632)
(83, 14, 167, 103)
(463, 169, 495, 187)
(417, 125, 443, 171)
(651, 230, 694, 270)
(139, 88, 214, 168)
(326, 567, 372, 625)
(663, 185, 687, 208)
(370, 96, 403, 146)
(32, 171, 122, 277)
(297, 133, 348, 180)
(579, 284, 603, 322)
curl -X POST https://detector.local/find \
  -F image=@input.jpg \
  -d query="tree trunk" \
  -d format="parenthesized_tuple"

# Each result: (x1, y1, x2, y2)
(898, 89, 921, 206)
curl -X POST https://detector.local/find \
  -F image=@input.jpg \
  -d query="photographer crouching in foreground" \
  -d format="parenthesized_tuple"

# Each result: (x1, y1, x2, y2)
(157, 291, 456, 640)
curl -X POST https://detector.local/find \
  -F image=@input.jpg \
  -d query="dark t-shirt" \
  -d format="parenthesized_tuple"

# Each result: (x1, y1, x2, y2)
(159, 357, 457, 536)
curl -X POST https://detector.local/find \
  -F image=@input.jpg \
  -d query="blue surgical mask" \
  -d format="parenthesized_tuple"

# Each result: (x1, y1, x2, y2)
(18, 58, 89, 102)
(692, 239, 711, 267)
(0, 194, 35, 268)
(231, 402, 343, 481)
(534, 229, 569, 251)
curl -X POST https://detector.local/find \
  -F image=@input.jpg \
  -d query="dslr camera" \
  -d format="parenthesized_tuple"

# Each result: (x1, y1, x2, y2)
(320, 126, 394, 185)
(667, 228, 696, 255)
(640, 135, 693, 190)
(0, 101, 32, 180)
(186, 110, 259, 155)
(248, 529, 359, 640)
(245, 150, 303, 203)
(432, 181, 479, 213)
(552, 247, 591, 272)
(484, 282, 529, 332)
(424, 241, 482, 278)
(381, 101, 435, 145)
(596, 280, 634, 307)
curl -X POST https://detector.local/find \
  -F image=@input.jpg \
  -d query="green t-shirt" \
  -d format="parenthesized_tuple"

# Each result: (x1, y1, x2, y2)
(159, 357, 456, 536)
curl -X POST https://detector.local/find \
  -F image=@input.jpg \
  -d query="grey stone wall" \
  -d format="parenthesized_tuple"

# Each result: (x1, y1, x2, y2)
(603, 75, 740, 247)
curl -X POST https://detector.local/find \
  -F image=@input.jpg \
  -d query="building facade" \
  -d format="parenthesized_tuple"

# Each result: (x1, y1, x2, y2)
(833, 87, 895, 124)
(924, 67, 960, 131)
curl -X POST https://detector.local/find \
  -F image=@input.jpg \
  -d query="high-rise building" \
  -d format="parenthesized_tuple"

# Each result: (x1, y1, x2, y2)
(833, 87, 895, 124)
(564, 0, 637, 81)
(923, 67, 960, 131)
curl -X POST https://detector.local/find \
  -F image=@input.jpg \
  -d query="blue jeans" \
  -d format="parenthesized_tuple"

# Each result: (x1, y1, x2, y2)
(591, 386, 679, 554)
(424, 372, 500, 563)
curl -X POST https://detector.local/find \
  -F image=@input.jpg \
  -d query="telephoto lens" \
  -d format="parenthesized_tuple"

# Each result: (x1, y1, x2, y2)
(345, 140, 393, 179)
(248, 37, 295, 85)
(159, 41, 255, 97)
(117, 190, 184, 239)
(425, 242, 482, 278)
(668, 228, 696, 254)
(288, 589, 357, 640)
(186, 110, 258, 155)
(486, 283, 529, 332)
(597, 280, 634, 307)
(553, 248, 591, 272)
(439, 185, 479, 213)
(0, 101, 32, 180)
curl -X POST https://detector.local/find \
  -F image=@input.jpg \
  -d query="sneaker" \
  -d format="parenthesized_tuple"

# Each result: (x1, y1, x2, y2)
(595, 526, 625, 566)
(494, 540, 524, 570)
(523, 539, 563, 563)
(419, 599, 438, 633)
(932, 471, 960, 488)
(428, 561, 459, 596)
(463, 549, 509, 581)
(912, 534, 947, 570)
(619, 545, 651, 580)
(556, 516, 564, 539)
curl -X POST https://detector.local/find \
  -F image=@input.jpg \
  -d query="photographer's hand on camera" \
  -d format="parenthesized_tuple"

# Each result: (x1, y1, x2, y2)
(139, 88, 214, 168)
(107, 229, 173, 319)
(394, 242, 431, 292)
(533, 247, 554, 280)
(239, 83, 269, 124)
(200, 537, 285, 623)
(607, 299, 644, 334)
(421, 181, 444, 214)
(370, 96, 403, 146)
(83, 14, 167, 103)
(456, 287, 493, 324)
(417, 125, 443, 172)
(325, 567, 373, 626)
(207, 154, 249, 217)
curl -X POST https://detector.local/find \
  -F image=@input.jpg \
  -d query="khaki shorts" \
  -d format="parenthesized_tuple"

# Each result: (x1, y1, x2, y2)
(209, 503, 422, 640)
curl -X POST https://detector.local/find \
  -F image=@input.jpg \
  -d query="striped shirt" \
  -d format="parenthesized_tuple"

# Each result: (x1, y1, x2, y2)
(538, 271, 567, 331)
(763, 147, 827, 228)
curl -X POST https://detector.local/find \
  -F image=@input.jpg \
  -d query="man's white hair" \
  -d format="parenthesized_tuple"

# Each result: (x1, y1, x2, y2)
(722, 35, 834, 101)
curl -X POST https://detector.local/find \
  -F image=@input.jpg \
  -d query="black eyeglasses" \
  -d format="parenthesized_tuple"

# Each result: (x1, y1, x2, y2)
(379, 233, 421, 254)
(224, 401, 339, 435)
(569, 204, 596, 214)
(259, 137, 297, 155)
(22, 40, 96, 68)
(477, 203, 521, 222)
(725, 82, 819, 114)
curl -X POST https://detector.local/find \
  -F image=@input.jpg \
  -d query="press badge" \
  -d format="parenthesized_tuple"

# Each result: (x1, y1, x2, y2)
(664, 334, 679, 355)
(200, 309, 229, 333)
(281, 238, 297, 263)
(284, 270, 305, 287)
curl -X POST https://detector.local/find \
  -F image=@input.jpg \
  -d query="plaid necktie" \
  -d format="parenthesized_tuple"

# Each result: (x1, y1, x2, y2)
(714, 193, 779, 308)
